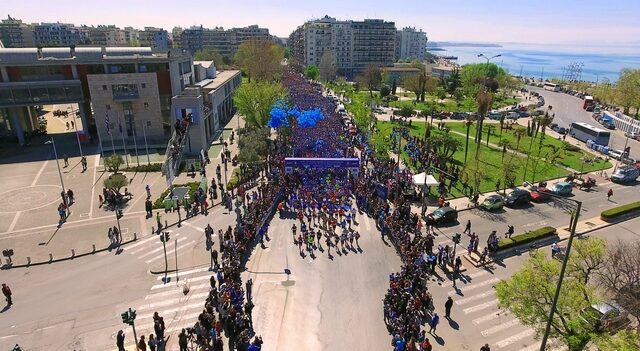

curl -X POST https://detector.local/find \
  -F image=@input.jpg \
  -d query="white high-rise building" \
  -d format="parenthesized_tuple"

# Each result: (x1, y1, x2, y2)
(396, 27, 428, 61)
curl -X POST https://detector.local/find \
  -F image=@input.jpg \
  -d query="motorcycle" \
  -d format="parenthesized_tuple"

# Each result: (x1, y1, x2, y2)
(579, 177, 596, 191)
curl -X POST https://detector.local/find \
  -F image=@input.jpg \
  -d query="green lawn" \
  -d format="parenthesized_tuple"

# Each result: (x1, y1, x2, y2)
(389, 94, 518, 113)
(444, 123, 611, 173)
(373, 121, 572, 198)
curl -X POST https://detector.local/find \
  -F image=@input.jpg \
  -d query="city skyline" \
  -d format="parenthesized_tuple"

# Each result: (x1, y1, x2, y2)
(4, 0, 640, 44)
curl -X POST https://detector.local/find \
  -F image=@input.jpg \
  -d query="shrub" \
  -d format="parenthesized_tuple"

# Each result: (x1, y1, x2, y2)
(497, 226, 557, 250)
(104, 154, 124, 173)
(122, 163, 163, 172)
(227, 168, 242, 189)
(103, 173, 128, 193)
(563, 144, 582, 152)
(601, 201, 640, 222)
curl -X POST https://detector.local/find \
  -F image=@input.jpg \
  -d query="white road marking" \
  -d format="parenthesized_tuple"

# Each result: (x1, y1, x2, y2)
(137, 237, 184, 258)
(150, 277, 210, 291)
(473, 310, 509, 324)
(7, 212, 21, 232)
(89, 155, 99, 219)
(455, 290, 495, 305)
(145, 240, 194, 263)
(126, 231, 173, 251)
(467, 270, 490, 279)
(137, 301, 204, 320)
(496, 329, 535, 348)
(157, 266, 210, 280)
(450, 278, 500, 296)
(183, 221, 204, 231)
(516, 342, 541, 351)
(480, 318, 520, 336)
(137, 291, 209, 312)
(463, 300, 498, 314)
(31, 160, 49, 187)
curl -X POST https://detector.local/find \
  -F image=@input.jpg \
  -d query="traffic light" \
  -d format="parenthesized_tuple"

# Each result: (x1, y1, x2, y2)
(160, 232, 170, 242)
(453, 233, 462, 244)
(121, 311, 129, 324)
(129, 308, 136, 321)
(116, 209, 123, 219)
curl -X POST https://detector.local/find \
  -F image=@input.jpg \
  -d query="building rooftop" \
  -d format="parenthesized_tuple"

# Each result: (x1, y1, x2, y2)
(198, 70, 241, 91)
(0, 47, 190, 65)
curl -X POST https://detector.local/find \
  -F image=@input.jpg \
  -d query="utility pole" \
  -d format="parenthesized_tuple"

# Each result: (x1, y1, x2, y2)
(115, 207, 123, 246)
(174, 238, 178, 283)
(160, 231, 170, 274)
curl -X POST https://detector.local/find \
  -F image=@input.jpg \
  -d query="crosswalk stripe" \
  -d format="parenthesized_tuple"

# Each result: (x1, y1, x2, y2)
(472, 310, 509, 324)
(137, 237, 185, 258)
(455, 290, 495, 305)
(467, 270, 490, 279)
(126, 230, 172, 250)
(129, 233, 184, 255)
(496, 329, 535, 348)
(145, 241, 195, 263)
(137, 302, 204, 320)
(183, 221, 204, 231)
(151, 278, 210, 291)
(139, 291, 210, 312)
(451, 278, 500, 296)
(463, 300, 497, 314)
(135, 310, 203, 334)
(156, 267, 211, 280)
(516, 342, 541, 351)
(480, 319, 520, 336)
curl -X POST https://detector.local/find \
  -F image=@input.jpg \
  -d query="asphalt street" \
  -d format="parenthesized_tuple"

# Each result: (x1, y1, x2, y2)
(528, 86, 640, 160)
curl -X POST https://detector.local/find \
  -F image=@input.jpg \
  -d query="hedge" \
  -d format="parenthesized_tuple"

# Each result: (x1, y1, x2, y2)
(497, 226, 557, 250)
(152, 182, 202, 209)
(121, 163, 163, 173)
(226, 168, 242, 189)
(601, 201, 640, 222)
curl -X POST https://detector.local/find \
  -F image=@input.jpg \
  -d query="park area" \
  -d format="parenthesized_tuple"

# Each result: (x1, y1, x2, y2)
(371, 120, 610, 197)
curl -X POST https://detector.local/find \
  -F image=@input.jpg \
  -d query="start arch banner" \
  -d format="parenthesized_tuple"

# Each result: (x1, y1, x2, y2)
(284, 157, 360, 175)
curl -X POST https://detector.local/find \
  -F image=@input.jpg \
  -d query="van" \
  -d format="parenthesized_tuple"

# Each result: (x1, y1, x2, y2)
(488, 111, 503, 120)
(507, 111, 519, 119)
(611, 166, 640, 184)
(607, 149, 623, 160)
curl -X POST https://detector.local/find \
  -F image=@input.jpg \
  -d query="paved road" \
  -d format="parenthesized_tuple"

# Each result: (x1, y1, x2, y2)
(528, 86, 640, 160)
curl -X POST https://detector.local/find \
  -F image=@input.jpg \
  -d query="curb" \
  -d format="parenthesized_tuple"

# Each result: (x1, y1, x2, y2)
(1, 233, 138, 270)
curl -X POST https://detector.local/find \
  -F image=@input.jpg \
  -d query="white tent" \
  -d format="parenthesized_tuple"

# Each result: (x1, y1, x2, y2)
(412, 172, 439, 186)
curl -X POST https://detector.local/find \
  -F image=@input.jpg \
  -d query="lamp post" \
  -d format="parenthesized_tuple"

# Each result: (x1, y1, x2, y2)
(539, 195, 583, 351)
(67, 106, 83, 157)
(396, 132, 402, 201)
(476, 53, 502, 144)
(46, 137, 69, 217)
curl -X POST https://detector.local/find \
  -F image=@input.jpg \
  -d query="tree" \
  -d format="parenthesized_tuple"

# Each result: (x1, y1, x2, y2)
(597, 240, 640, 324)
(193, 48, 224, 67)
(496, 238, 608, 351)
(431, 132, 462, 164)
(104, 173, 128, 193)
(356, 65, 383, 97)
(614, 68, 640, 115)
(304, 64, 320, 81)
(234, 39, 284, 82)
(105, 154, 124, 173)
(513, 128, 527, 151)
(463, 115, 475, 163)
(399, 105, 414, 118)
(233, 80, 287, 129)
(380, 84, 391, 98)
(237, 127, 269, 164)
(497, 138, 511, 161)
(460, 63, 507, 97)
(445, 68, 461, 94)
(475, 91, 493, 144)
(401, 74, 422, 101)
(485, 125, 495, 147)
(318, 51, 337, 82)
(500, 153, 519, 190)
(595, 330, 640, 351)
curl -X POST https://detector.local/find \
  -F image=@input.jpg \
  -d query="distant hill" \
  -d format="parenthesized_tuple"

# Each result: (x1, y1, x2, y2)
(427, 41, 502, 48)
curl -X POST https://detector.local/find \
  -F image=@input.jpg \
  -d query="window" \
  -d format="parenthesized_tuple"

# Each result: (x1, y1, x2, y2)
(144, 102, 149, 109)
(106, 104, 111, 110)
(141, 83, 146, 89)
(102, 85, 107, 91)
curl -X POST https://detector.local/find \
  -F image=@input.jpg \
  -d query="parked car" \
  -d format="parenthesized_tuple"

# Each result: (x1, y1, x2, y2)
(504, 189, 531, 207)
(549, 182, 573, 196)
(373, 107, 385, 114)
(531, 109, 545, 116)
(530, 187, 551, 202)
(624, 131, 640, 141)
(551, 125, 567, 135)
(480, 195, 505, 211)
(607, 149, 624, 160)
(519, 111, 530, 118)
(427, 206, 458, 225)
(507, 111, 520, 119)
(488, 111, 503, 120)
(611, 166, 640, 184)
(582, 301, 631, 333)
(451, 112, 467, 120)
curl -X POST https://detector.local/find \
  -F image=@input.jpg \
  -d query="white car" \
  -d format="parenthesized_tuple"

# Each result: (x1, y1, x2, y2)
(607, 149, 624, 160)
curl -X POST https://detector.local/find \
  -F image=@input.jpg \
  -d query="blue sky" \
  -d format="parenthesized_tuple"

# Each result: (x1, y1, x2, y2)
(5, 0, 640, 43)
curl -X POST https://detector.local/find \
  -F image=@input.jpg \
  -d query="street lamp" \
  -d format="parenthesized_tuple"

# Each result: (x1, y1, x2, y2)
(539, 194, 583, 351)
(67, 106, 83, 157)
(45, 137, 69, 217)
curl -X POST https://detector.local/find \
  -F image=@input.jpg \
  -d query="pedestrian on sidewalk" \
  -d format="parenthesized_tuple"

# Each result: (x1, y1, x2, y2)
(178, 329, 188, 351)
(2, 283, 12, 306)
(116, 330, 125, 351)
(145, 199, 152, 217)
(428, 313, 440, 334)
(155, 211, 162, 231)
(137, 335, 146, 351)
(480, 344, 491, 351)
(80, 156, 87, 171)
(148, 334, 157, 351)
(146, 184, 151, 199)
(63, 154, 69, 167)
(463, 219, 471, 235)
(495, 180, 501, 193)
(445, 296, 453, 319)
(607, 188, 613, 201)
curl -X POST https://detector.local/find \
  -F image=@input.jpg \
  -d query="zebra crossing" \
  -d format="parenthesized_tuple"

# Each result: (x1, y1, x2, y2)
(123, 223, 209, 264)
(450, 269, 562, 351)
(120, 266, 215, 345)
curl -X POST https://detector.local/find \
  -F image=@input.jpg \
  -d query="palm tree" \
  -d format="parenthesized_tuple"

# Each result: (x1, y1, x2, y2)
(486, 125, 496, 146)
(538, 112, 554, 137)
(497, 138, 512, 161)
(475, 91, 493, 145)
(513, 128, 526, 151)
(463, 114, 475, 163)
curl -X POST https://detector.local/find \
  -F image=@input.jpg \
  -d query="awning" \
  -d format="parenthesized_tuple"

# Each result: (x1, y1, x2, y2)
(412, 172, 439, 186)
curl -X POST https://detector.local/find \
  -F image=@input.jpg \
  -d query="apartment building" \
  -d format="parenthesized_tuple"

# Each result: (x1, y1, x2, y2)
(178, 25, 270, 57)
(138, 27, 169, 51)
(0, 16, 34, 48)
(34, 22, 82, 47)
(289, 16, 396, 78)
(396, 27, 427, 61)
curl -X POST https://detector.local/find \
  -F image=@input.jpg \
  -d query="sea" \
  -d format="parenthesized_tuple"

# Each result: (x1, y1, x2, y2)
(428, 42, 640, 83)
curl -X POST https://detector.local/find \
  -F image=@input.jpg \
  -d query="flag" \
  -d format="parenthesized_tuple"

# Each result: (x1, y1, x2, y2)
(118, 118, 123, 135)
(105, 111, 111, 135)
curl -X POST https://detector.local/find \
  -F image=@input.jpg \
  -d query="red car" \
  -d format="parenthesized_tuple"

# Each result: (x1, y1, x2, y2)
(530, 187, 551, 202)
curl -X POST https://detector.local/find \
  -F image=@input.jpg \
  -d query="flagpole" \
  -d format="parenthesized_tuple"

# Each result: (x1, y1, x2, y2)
(118, 112, 129, 168)
(95, 114, 105, 160)
(142, 122, 151, 165)
(107, 110, 116, 156)
(132, 117, 140, 167)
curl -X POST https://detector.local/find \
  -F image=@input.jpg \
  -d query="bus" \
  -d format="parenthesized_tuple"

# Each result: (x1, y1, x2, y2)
(569, 122, 610, 145)
(583, 96, 594, 109)
(543, 82, 560, 92)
